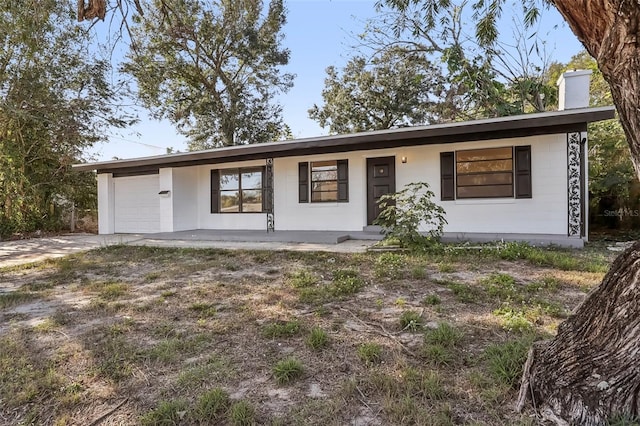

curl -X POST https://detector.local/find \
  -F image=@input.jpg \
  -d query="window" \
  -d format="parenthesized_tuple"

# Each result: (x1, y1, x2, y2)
(440, 146, 531, 200)
(298, 160, 348, 203)
(457, 147, 513, 198)
(211, 167, 264, 213)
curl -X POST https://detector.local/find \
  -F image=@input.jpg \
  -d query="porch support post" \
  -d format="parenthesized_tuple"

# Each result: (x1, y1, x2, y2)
(567, 131, 587, 238)
(97, 173, 115, 234)
(159, 168, 174, 233)
(266, 158, 275, 232)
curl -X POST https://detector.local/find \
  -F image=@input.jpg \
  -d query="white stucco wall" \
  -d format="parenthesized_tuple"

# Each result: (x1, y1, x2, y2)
(171, 167, 199, 231)
(100, 133, 573, 238)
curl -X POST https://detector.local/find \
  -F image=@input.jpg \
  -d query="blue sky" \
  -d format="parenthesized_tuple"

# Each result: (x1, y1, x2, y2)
(90, 0, 583, 161)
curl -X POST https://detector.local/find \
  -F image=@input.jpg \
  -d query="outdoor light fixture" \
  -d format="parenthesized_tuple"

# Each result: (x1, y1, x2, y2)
(401, 156, 407, 163)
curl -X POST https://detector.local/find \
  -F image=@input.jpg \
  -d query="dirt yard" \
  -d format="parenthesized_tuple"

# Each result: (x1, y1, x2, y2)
(0, 243, 614, 425)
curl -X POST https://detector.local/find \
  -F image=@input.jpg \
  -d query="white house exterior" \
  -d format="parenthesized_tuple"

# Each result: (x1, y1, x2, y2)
(75, 71, 616, 248)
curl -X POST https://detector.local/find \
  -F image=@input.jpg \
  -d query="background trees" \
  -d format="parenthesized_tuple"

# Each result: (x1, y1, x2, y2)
(308, 48, 447, 133)
(123, 0, 294, 149)
(0, 0, 130, 237)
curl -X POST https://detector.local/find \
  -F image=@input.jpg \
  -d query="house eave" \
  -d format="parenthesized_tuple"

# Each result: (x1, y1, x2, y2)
(73, 106, 615, 173)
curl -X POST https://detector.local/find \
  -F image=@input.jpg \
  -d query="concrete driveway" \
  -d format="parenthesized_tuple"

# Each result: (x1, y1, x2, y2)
(0, 231, 377, 268)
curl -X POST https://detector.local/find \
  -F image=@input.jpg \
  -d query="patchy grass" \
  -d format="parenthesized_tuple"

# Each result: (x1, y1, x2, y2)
(0, 243, 615, 425)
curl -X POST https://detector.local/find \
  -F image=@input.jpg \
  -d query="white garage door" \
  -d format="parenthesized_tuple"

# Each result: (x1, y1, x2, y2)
(114, 175, 161, 233)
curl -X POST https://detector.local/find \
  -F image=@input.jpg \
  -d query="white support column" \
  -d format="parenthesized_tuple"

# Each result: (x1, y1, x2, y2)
(159, 168, 174, 233)
(97, 173, 115, 234)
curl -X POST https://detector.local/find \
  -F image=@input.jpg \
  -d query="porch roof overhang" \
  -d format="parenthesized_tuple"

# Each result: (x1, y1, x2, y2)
(73, 106, 615, 174)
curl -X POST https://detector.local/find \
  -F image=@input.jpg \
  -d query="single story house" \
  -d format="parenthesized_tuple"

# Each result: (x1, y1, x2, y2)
(74, 70, 616, 247)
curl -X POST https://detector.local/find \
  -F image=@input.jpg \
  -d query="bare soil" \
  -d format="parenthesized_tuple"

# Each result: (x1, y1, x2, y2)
(0, 245, 612, 425)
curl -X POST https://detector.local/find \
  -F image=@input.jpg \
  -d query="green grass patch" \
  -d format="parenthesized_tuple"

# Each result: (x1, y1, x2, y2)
(177, 355, 235, 389)
(399, 310, 423, 332)
(229, 400, 255, 426)
(357, 342, 382, 365)
(306, 327, 329, 350)
(194, 387, 230, 423)
(425, 323, 463, 347)
(273, 357, 304, 385)
(374, 252, 406, 279)
(189, 302, 217, 318)
(287, 269, 318, 288)
(422, 294, 441, 306)
(0, 291, 37, 308)
(262, 320, 301, 338)
(140, 399, 188, 426)
(484, 336, 535, 389)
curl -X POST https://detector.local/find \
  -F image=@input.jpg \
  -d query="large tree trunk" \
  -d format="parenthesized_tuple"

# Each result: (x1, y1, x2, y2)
(517, 241, 640, 425)
(517, 2, 640, 424)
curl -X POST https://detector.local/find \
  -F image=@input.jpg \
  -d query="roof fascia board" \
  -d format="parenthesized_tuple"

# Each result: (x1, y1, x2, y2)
(76, 106, 615, 173)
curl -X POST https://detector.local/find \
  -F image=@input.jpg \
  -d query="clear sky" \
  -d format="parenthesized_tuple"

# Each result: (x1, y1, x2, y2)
(89, 0, 584, 161)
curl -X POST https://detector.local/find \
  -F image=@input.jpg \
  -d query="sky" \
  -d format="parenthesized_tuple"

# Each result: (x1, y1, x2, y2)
(89, 0, 584, 161)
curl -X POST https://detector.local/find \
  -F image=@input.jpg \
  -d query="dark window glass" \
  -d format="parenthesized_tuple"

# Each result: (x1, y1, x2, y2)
(311, 161, 338, 202)
(218, 167, 263, 213)
(456, 147, 513, 198)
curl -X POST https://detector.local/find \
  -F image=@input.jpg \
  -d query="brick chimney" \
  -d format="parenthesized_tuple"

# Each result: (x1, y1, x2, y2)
(557, 70, 592, 110)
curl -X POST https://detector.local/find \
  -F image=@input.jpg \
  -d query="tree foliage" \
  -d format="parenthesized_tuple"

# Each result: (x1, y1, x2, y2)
(365, 1, 556, 120)
(123, 0, 294, 149)
(0, 0, 130, 237)
(308, 48, 447, 133)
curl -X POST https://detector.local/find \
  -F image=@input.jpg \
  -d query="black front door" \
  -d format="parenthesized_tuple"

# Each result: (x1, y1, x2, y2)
(367, 156, 396, 225)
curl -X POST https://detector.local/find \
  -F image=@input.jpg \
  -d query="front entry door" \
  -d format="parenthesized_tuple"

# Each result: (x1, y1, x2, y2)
(367, 156, 396, 225)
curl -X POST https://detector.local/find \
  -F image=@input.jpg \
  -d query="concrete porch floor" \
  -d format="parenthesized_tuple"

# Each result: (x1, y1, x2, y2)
(144, 229, 384, 244)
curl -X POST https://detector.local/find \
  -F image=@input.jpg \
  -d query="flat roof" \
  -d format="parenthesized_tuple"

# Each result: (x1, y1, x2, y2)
(73, 106, 616, 173)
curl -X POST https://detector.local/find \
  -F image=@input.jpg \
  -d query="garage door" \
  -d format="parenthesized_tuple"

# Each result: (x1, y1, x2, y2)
(114, 175, 161, 233)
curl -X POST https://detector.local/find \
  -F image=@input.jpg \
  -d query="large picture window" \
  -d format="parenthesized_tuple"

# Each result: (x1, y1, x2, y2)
(440, 146, 531, 200)
(211, 167, 263, 213)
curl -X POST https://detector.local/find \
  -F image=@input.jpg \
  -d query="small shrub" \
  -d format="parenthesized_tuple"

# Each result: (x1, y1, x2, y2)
(374, 182, 447, 248)
(399, 310, 423, 332)
(195, 388, 229, 422)
(273, 357, 304, 385)
(229, 400, 255, 426)
(425, 323, 462, 348)
(422, 294, 441, 306)
(357, 342, 382, 365)
(262, 320, 301, 338)
(140, 399, 188, 426)
(306, 327, 329, 350)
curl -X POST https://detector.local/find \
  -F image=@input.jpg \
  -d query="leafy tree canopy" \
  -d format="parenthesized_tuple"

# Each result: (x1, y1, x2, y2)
(0, 0, 132, 237)
(309, 48, 448, 133)
(123, 0, 294, 149)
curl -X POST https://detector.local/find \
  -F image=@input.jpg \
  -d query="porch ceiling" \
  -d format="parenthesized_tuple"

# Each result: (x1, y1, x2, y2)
(74, 106, 615, 174)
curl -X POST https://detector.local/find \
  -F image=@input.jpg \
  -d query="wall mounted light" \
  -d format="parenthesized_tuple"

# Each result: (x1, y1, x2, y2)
(401, 156, 408, 164)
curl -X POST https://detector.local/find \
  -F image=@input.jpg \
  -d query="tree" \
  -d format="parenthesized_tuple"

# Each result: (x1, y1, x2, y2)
(308, 48, 447, 133)
(1, 0, 131, 238)
(123, 0, 294, 149)
(380, 1, 640, 424)
(361, 2, 556, 120)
